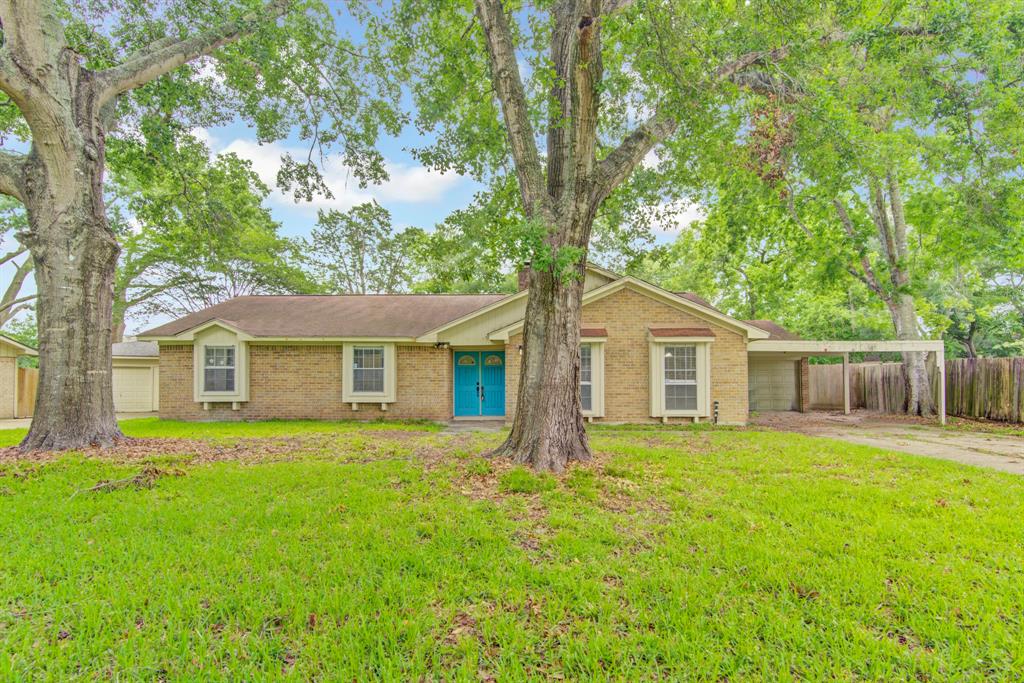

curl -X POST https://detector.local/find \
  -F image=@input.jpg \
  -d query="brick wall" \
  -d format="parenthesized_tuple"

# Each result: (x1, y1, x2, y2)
(159, 344, 451, 421)
(504, 287, 750, 424)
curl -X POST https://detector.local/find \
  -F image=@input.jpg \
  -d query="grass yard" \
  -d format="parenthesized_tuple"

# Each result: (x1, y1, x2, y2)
(1, 420, 1022, 680)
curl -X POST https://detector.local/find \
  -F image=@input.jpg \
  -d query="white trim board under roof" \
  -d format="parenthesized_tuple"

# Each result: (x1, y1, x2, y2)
(748, 340, 944, 354)
(0, 334, 37, 356)
(487, 277, 771, 342)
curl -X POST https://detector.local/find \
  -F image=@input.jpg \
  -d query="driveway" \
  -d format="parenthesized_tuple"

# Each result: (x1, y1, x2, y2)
(752, 410, 1024, 475)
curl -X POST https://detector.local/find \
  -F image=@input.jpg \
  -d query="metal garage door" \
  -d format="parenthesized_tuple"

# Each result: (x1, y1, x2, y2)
(112, 366, 154, 412)
(748, 359, 798, 411)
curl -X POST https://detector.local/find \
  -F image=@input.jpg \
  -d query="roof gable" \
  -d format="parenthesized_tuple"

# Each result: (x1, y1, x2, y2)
(488, 277, 770, 341)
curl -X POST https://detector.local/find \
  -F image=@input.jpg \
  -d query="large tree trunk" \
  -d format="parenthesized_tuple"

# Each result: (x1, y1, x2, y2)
(891, 294, 934, 417)
(19, 150, 124, 450)
(493, 261, 590, 472)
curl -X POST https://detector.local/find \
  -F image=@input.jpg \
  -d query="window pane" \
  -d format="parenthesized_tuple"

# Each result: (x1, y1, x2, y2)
(665, 383, 697, 410)
(353, 369, 384, 392)
(353, 347, 384, 369)
(579, 344, 592, 411)
(204, 368, 235, 392)
(205, 347, 234, 368)
(580, 383, 592, 411)
(664, 346, 695, 381)
(352, 346, 385, 393)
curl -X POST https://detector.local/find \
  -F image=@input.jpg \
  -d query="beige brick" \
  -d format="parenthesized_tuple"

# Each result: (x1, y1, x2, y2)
(159, 344, 451, 421)
(505, 288, 749, 424)
(159, 289, 752, 424)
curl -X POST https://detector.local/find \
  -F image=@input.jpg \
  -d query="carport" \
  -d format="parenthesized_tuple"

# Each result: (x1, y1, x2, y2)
(747, 339, 946, 424)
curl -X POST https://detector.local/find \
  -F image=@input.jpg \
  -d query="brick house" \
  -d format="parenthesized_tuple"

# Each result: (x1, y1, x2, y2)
(137, 264, 844, 424)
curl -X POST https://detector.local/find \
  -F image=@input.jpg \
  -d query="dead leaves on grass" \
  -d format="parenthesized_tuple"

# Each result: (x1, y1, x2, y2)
(70, 465, 185, 498)
(0, 432, 438, 466)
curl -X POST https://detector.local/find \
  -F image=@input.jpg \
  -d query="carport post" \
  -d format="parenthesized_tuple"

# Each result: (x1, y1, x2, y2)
(842, 353, 850, 415)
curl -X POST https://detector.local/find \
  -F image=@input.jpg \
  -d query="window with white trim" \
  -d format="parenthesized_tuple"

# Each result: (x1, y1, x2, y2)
(203, 346, 236, 392)
(580, 344, 593, 412)
(352, 346, 385, 393)
(663, 345, 697, 411)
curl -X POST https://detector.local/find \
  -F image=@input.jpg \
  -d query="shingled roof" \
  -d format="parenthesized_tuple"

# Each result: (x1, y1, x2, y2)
(140, 294, 509, 339)
(744, 319, 802, 340)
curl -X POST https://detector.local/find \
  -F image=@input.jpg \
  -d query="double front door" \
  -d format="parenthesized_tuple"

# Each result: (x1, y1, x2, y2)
(454, 351, 505, 417)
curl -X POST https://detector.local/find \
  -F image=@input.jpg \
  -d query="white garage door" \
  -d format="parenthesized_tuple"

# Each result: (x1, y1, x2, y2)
(748, 359, 798, 411)
(113, 366, 155, 412)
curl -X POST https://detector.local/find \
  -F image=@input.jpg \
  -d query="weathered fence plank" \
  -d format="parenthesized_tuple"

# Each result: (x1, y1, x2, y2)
(810, 357, 1024, 423)
(16, 366, 37, 418)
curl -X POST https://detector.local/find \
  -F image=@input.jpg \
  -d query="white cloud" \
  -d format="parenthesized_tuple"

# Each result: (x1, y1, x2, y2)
(655, 200, 705, 234)
(209, 136, 462, 213)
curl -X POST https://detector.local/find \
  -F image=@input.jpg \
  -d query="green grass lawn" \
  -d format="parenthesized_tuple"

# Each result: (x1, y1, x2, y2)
(1, 421, 1022, 680)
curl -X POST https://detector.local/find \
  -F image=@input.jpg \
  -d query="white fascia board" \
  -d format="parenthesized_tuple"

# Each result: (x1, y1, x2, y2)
(748, 340, 945, 354)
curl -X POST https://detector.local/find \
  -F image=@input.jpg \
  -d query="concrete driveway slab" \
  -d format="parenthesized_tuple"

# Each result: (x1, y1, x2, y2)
(752, 411, 1024, 475)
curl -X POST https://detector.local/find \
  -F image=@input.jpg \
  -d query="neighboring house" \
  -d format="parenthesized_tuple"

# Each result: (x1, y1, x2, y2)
(137, 264, 947, 424)
(0, 334, 36, 419)
(112, 340, 160, 413)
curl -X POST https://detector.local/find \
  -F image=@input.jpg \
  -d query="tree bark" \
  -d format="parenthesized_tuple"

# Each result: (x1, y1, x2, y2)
(473, 0, 796, 469)
(19, 147, 124, 450)
(872, 174, 934, 416)
(493, 260, 590, 472)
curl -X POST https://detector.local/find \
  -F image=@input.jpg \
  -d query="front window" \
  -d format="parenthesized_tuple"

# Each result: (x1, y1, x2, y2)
(580, 344, 593, 412)
(204, 346, 235, 392)
(664, 345, 697, 411)
(352, 346, 385, 393)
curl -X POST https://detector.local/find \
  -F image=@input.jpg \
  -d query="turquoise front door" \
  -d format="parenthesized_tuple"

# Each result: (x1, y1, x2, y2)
(453, 351, 505, 417)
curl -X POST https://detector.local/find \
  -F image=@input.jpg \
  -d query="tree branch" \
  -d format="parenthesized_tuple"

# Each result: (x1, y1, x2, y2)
(592, 108, 677, 205)
(0, 293, 36, 315)
(0, 150, 27, 202)
(473, 0, 547, 215)
(96, 0, 294, 106)
(833, 199, 888, 301)
(593, 44, 799, 205)
(0, 245, 28, 267)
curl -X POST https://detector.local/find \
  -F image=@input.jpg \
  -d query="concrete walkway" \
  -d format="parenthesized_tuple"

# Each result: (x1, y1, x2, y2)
(753, 411, 1024, 475)
(442, 420, 506, 434)
(0, 412, 158, 430)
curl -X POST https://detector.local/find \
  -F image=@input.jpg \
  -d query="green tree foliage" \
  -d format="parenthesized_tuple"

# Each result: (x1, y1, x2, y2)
(108, 133, 312, 337)
(305, 201, 416, 294)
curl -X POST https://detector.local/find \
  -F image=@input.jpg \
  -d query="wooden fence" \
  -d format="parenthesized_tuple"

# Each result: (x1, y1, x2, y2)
(809, 358, 1024, 423)
(16, 366, 37, 418)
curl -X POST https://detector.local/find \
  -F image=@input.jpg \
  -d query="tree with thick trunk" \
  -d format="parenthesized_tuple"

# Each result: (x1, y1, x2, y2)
(0, 0, 298, 449)
(0, 0, 394, 449)
(833, 176, 934, 415)
(463, 0, 815, 469)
